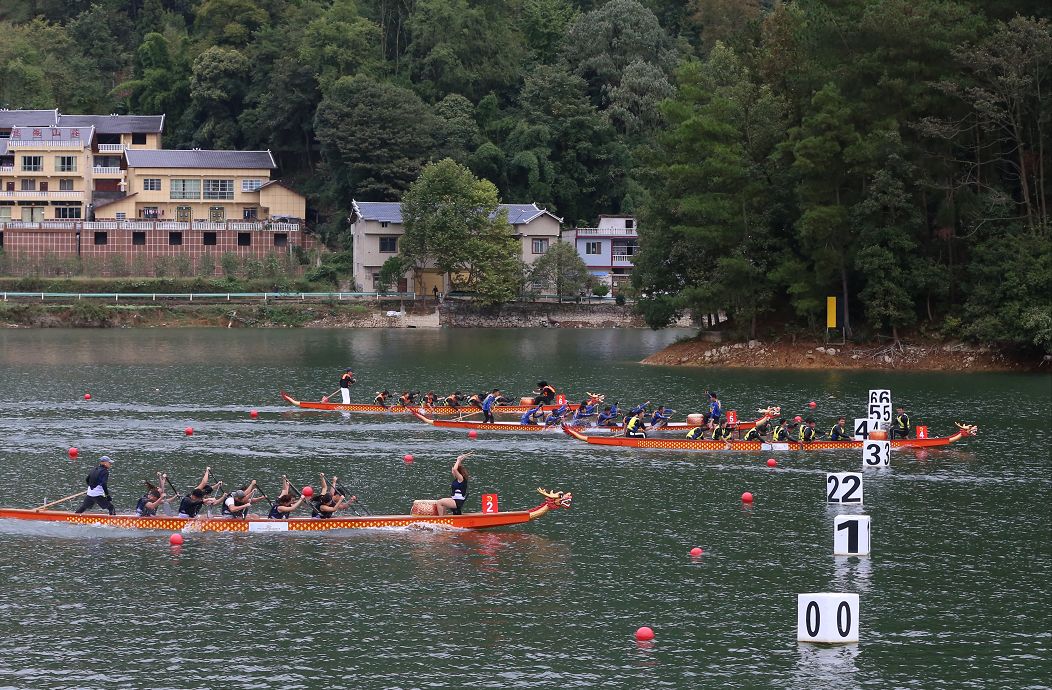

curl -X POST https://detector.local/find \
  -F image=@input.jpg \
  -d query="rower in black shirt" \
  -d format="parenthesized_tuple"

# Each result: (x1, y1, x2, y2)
(75, 456, 116, 515)
(268, 478, 306, 519)
(829, 417, 849, 441)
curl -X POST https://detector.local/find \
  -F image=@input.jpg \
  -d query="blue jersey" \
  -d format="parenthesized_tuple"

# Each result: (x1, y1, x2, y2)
(629, 403, 649, 416)
(650, 409, 672, 424)
(520, 407, 542, 425)
(709, 400, 721, 420)
(481, 394, 496, 412)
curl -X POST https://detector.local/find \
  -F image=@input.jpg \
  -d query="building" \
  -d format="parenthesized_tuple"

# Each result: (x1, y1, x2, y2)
(349, 201, 562, 293)
(566, 215, 639, 293)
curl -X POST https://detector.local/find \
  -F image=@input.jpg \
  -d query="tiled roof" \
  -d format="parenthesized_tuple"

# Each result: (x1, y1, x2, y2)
(94, 193, 137, 210)
(352, 201, 563, 225)
(58, 114, 164, 134)
(0, 109, 58, 128)
(125, 149, 276, 169)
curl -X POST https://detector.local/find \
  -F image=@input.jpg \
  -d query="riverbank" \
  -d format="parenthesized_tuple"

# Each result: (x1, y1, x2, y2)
(642, 337, 1046, 372)
(0, 300, 648, 329)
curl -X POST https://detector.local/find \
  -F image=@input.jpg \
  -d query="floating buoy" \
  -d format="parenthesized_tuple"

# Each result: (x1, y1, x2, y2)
(690, 547, 703, 557)
(301, 486, 314, 498)
(83, 393, 91, 400)
(793, 415, 803, 423)
(767, 458, 777, 468)
(169, 533, 183, 546)
(322, 396, 330, 403)
(403, 454, 414, 463)
(249, 409, 259, 418)
(68, 447, 78, 459)
(468, 430, 478, 439)
(808, 401, 816, 408)
(635, 626, 655, 641)
(741, 491, 754, 503)
(184, 426, 193, 436)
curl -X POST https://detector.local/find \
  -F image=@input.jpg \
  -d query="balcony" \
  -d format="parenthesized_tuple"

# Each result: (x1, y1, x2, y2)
(97, 144, 124, 153)
(0, 165, 12, 172)
(92, 166, 123, 176)
(612, 254, 636, 265)
(0, 190, 84, 200)
(576, 227, 638, 237)
(8, 139, 85, 149)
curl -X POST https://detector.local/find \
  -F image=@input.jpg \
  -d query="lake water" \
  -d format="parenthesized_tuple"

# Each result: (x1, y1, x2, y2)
(0, 328, 1049, 689)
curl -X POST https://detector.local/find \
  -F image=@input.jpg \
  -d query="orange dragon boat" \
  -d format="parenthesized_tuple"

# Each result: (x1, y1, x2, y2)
(0, 489, 573, 533)
(409, 408, 692, 433)
(280, 391, 577, 416)
(561, 423, 978, 452)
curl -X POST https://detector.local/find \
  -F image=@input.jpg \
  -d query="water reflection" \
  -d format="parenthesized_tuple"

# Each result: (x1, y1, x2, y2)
(792, 643, 860, 688)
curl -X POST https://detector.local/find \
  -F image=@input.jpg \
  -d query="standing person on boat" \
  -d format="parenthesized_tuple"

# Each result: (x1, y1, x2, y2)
(799, 419, 818, 444)
(893, 406, 911, 439)
(533, 381, 557, 405)
(625, 411, 647, 438)
(75, 456, 116, 515)
(268, 478, 307, 519)
(520, 404, 544, 425)
(339, 369, 356, 405)
(772, 419, 791, 442)
(481, 389, 500, 424)
(829, 417, 849, 441)
(596, 403, 620, 427)
(706, 392, 722, 427)
(436, 454, 470, 516)
(649, 405, 674, 429)
(373, 390, 390, 408)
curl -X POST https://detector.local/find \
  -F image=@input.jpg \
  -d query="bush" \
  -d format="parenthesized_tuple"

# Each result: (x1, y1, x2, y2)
(615, 293, 626, 306)
(197, 252, 216, 277)
(108, 253, 129, 277)
(153, 256, 172, 277)
(592, 283, 610, 297)
(220, 252, 240, 278)
(173, 254, 193, 277)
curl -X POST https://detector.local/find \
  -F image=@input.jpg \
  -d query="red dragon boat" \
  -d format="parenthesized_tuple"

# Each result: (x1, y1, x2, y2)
(280, 391, 577, 416)
(0, 488, 573, 533)
(561, 423, 978, 452)
(409, 408, 693, 433)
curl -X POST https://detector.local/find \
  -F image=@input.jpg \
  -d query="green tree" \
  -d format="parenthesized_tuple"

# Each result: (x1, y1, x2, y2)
(528, 241, 589, 301)
(298, 0, 382, 91)
(194, 0, 269, 46)
(189, 46, 250, 148)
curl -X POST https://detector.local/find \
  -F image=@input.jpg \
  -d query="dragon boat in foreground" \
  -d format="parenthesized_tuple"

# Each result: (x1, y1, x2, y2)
(0, 489, 573, 533)
(561, 423, 978, 452)
(407, 408, 768, 433)
(280, 391, 577, 416)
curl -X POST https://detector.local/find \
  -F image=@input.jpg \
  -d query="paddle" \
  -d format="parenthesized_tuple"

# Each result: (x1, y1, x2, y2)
(334, 479, 370, 516)
(34, 491, 86, 512)
(456, 410, 484, 422)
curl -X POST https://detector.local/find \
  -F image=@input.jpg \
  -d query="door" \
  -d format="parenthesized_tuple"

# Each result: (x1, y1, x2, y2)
(209, 206, 225, 222)
(22, 206, 44, 222)
(176, 206, 191, 222)
(40, 181, 48, 192)
(5, 182, 12, 191)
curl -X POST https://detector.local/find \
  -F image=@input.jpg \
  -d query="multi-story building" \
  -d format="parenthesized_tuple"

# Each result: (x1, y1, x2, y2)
(567, 215, 639, 293)
(349, 201, 562, 293)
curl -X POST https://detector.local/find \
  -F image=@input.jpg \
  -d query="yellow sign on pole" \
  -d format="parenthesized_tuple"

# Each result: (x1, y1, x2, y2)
(826, 296, 838, 329)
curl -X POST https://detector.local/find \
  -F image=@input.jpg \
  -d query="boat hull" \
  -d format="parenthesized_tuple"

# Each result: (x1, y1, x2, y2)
(281, 391, 575, 416)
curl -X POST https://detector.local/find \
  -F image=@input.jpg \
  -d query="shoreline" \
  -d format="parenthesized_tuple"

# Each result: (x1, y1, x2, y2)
(641, 337, 1045, 373)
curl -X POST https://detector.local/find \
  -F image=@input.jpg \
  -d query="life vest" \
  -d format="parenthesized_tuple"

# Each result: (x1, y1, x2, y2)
(800, 426, 816, 443)
(743, 427, 761, 442)
(340, 373, 354, 388)
(542, 385, 556, 398)
(772, 425, 789, 442)
(451, 478, 467, 501)
(829, 424, 846, 440)
(686, 427, 705, 440)
(135, 494, 157, 517)
(268, 504, 285, 519)
(895, 413, 910, 431)
(626, 416, 643, 432)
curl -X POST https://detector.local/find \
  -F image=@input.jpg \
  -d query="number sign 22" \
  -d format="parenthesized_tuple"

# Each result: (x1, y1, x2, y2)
(826, 473, 863, 504)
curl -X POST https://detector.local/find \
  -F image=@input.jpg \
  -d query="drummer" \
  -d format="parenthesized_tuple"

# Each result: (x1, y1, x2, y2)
(436, 454, 470, 516)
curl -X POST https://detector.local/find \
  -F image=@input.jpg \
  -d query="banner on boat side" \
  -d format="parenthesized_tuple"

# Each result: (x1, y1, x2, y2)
(482, 493, 499, 513)
(248, 521, 289, 532)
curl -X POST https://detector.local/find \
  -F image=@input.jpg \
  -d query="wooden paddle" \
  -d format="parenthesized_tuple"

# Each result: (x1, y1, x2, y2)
(456, 410, 484, 421)
(35, 491, 86, 512)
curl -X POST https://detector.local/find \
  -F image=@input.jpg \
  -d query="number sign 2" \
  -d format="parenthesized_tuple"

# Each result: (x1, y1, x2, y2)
(862, 440, 891, 468)
(826, 473, 863, 504)
(797, 593, 860, 643)
(481, 493, 498, 514)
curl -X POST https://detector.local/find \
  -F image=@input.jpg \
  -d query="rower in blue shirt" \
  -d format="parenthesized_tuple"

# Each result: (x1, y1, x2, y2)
(596, 403, 620, 427)
(707, 392, 721, 424)
(649, 405, 674, 429)
(481, 388, 500, 424)
(543, 404, 569, 428)
(571, 399, 597, 426)
(520, 405, 543, 425)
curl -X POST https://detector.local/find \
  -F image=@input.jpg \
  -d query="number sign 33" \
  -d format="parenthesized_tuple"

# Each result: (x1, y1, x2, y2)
(863, 440, 891, 467)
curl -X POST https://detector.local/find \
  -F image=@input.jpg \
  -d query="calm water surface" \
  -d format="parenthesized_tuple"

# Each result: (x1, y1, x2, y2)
(0, 328, 1049, 689)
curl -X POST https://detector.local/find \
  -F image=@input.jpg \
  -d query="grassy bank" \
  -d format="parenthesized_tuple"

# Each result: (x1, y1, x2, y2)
(0, 302, 374, 328)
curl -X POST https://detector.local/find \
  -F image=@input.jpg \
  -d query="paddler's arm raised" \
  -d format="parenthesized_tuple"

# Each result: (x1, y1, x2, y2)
(194, 467, 212, 492)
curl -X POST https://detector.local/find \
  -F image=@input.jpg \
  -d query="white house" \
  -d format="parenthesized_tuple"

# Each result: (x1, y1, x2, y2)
(349, 201, 563, 294)
(565, 215, 639, 293)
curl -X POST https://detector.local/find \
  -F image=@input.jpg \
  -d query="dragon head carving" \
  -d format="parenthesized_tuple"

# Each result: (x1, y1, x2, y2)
(756, 405, 781, 419)
(954, 422, 978, 437)
(537, 488, 573, 509)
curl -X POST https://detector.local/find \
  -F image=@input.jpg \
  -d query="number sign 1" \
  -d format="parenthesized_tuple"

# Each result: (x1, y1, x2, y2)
(797, 593, 860, 643)
(862, 440, 891, 468)
(853, 418, 878, 440)
(834, 515, 871, 556)
(481, 493, 499, 514)
(826, 473, 864, 504)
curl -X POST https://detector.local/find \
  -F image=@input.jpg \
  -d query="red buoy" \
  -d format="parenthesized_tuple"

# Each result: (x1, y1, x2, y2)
(635, 626, 655, 641)
(767, 458, 777, 468)
(249, 409, 259, 418)
(83, 393, 91, 400)
(741, 491, 754, 503)
(793, 415, 802, 423)
(68, 447, 79, 459)
(808, 401, 817, 408)
(468, 430, 478, 439)
(403, 454, 414, 463)
(169, 533, 183, 546)
(301, 486, 314, 498)
(690, 547, 703, 557)
(184, 426, 193, 436)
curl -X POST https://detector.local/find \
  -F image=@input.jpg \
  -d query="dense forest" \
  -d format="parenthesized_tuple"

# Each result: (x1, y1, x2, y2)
(0, 0, 1048, 351)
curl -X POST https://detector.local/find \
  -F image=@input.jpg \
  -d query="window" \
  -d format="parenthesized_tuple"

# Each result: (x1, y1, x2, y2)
(379, 236, 397, 253)
(116, 212, 127, 221)
(585, 241, 601, 255)
(56, 156, 76, 172)
(55, 206, 82, 219)
(380, 221, 389, 228)
(209, 206, 225, 222)
(169, 231, 182, 246)
(243, 207, 258, 220)
(203, 232, 217, 246)
(22, 207, 43, 222)
(20, 179, 35, 191)
(532, 238, 550, 254)
(94, 231, 107, 245)
(143, 178, 161, 191)
(273, 233, 288, 247)
(141, 207, 159, 219)
(241, 179, 262, 192)
(237, 233, 251, 246)
(170, 179, 201, 200)
(625, 219, 634, 229)
(133, 231, 146, 245)
(21, 156, 42, 172)
(132, 133, 147, 145)
(371, 273, 380, 288)
(59, 179, 74, 191)
(0, 207, 10, 222)
(204, 179, 234, 200)
(176, 206, 191, 222)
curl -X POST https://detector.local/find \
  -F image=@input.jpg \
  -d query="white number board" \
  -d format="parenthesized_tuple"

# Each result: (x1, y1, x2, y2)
(862, 440, 891, 468)
(826, 473, 864, 504)
(867, 389, 892, 423)
(797, 593, 860, 643)
(853, 418, 879, 440)
(834, 515, 871, 555)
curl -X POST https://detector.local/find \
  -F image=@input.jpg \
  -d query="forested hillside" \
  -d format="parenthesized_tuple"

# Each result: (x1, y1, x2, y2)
(0, 0, 1048, 351)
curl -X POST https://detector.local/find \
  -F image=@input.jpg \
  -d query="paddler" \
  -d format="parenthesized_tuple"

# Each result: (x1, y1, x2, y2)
(75, 455, 116, 515)
(436, 454, 470, 516)
(799, 418, 818, 444)
(596, 403, 620, 427)
(520, 404, 544, 425)
(571, 399, 597, 426)
(339, 369, 356, 404)
(829, 417, 849, 441)
(893, 406, 911, 439)
(686, 425, 706, 440)
(624, 411, 647, 438)
(481, 388, 500, 424)
(542, 403, 569, 428)
(398, 390, 418, 407)
(177, 469, 223, 518)
(742, 416, 772, 442)
(533, 381, 557, 405)
(222, 480, 264, 518)
(268, 478, 307, 519)
(443, 391, 463, 408)
(135, 482, 166, 517)
(649, 405, 674, 429)
(422, 391, 438, 408)
(711, 419, 733, 441)
(373, 389, 390, 408)
(771, 418, 791, 442)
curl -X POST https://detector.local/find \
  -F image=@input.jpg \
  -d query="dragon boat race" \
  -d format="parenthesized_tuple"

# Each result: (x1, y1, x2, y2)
(0, 328, 1048, 688)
